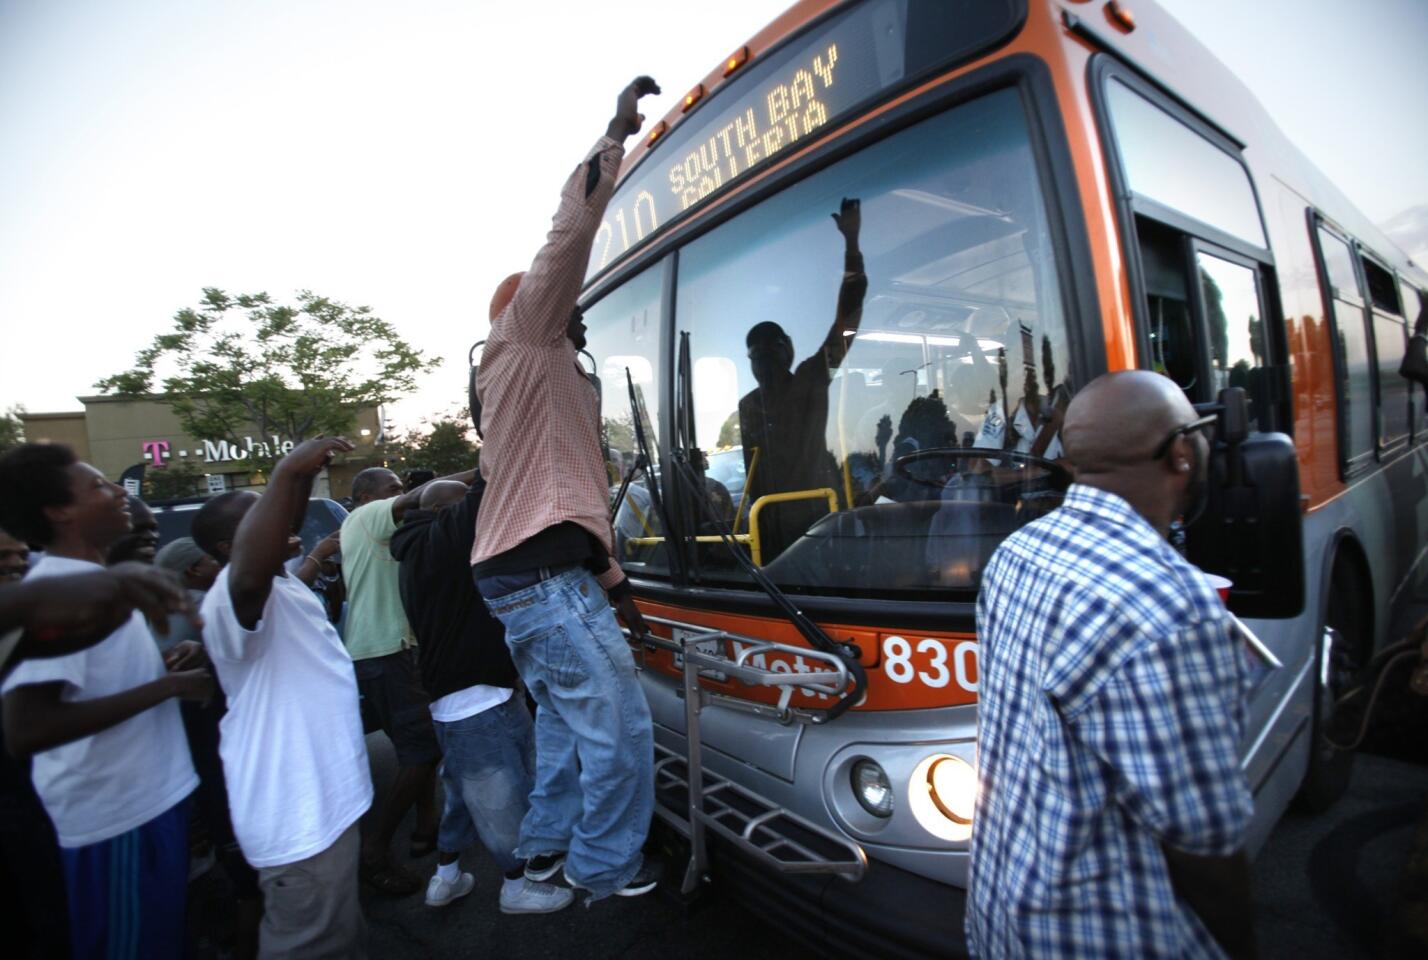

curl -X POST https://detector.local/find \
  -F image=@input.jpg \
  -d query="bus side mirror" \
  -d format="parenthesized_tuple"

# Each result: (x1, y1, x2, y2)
(1185, 388, 1305, 619)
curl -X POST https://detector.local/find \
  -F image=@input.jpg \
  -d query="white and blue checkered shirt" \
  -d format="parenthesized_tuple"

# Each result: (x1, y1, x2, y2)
(966, 484, 1252, 959)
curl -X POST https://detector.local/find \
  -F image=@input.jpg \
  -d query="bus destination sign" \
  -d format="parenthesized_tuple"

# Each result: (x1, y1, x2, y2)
(584, 0, 1023, 283)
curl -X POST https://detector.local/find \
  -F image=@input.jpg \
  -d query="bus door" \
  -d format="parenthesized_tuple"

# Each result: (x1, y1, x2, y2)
(1094, 59, 1308, 801)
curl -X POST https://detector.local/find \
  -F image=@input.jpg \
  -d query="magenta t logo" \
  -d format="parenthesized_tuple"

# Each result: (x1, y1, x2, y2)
(142, 440, 171, 469)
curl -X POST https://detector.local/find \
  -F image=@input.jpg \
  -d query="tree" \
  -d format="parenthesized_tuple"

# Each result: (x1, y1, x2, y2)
(716, 412, 741, 450)
(604, 413, 636, 455)
(143, 460, 205, 501)
(0, 406, 23, 455)
(96, 289, 439, 464)
(383, 413, 479, 477)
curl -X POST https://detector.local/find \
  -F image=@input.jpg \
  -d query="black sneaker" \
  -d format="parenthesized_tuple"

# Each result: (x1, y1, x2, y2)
(524, 852, 566, 883)
(564, 859, 662, 898)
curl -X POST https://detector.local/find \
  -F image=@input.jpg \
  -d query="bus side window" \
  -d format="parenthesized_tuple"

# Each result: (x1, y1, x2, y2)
(1193, 247, 1272, 429)
(1313, 224, 1375, 473)
(1136, 217, 1197, 395)
(1103, 72, 1282, 429)
(1402, 279, 1427, 442)
(1361, 255, 1410, 452)
(1130, 216, 1275, 426)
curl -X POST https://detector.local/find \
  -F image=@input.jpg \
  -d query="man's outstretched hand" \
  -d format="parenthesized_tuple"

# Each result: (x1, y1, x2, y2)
(3, 563, 200, 659)
(606, 76, 661, 142)
(277, 436, 355, 479)
(831, 197, 861, 250)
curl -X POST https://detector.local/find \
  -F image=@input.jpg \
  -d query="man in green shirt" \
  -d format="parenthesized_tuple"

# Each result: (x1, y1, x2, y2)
(341, 466, 473, 894)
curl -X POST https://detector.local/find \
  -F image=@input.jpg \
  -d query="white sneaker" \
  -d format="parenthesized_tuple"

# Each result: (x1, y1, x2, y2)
(499, 876, 575, 914)
(425, 870, 475, 908)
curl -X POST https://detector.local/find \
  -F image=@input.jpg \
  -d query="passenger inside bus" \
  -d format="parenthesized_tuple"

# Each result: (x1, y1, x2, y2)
(736, 197, 868, 563)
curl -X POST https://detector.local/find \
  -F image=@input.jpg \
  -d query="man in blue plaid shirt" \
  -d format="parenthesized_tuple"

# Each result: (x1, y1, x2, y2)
(967, 371, 1255, 958)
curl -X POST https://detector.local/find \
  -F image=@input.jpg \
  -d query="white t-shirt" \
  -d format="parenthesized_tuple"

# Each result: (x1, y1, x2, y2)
(429, 684, 512, 724)
(201, 566, 373, 868)
(1012, 401, 1063, 460)
(1, 555, 198, 848)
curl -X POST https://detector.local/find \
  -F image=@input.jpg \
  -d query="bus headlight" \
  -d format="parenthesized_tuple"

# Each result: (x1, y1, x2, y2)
(850, 759, 894, 818)
(909, 754, 976, 841)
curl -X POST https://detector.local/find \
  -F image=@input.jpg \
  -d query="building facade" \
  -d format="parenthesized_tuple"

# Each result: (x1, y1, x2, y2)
(20, 395, 387, 500)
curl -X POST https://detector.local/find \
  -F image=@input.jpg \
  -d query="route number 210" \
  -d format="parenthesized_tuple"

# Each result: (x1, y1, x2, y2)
(881, 636, 978, 692)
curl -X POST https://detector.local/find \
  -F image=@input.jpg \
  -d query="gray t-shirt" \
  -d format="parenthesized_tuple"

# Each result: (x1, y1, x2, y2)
(157, 588, 207, 653)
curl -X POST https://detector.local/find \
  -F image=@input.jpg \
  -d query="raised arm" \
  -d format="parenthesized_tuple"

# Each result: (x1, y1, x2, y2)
(5, 670, 211, 758)
(495, 76, 661, 344)
(819, 198, 868, 367)
(293, 530, 341, 587)
(229, 437, 354, 630)
(389, 467, 479, 524)
(1, 563, 199, 661)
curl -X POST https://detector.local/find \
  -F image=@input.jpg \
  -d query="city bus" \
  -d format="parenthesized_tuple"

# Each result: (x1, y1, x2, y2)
(571, 1, 1428, 954)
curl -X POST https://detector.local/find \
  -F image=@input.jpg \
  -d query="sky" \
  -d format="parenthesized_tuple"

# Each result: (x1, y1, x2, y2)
(3, 0, 1426, 429)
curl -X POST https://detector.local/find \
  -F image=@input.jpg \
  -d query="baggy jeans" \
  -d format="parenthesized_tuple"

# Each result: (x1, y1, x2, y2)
(477, 567, 654, 900)
(433, 695, 536, 876)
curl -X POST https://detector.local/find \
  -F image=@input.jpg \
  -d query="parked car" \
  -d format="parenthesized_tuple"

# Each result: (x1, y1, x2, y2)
(149, 496, 349, 556)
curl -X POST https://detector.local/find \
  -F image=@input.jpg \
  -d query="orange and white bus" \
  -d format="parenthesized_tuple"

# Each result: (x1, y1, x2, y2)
(571, 1, 1428, 954)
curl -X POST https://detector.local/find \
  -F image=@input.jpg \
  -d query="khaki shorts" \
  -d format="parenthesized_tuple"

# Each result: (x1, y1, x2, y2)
(257, 821, 366, 959)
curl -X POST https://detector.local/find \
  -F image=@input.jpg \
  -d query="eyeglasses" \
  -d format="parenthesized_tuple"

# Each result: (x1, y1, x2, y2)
(1151, 414, 1217, 460)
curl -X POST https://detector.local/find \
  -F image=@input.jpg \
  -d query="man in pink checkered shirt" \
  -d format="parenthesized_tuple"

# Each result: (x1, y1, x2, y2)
(471, 76, 663, 902)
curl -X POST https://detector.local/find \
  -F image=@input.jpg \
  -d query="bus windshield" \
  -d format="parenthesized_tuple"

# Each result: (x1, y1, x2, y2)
(590, 87, 1076, 600)
(674, 88, 1073, 599)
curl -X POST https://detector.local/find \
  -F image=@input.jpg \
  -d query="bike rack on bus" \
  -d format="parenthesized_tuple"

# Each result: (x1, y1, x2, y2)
(625, 614, 869, 896)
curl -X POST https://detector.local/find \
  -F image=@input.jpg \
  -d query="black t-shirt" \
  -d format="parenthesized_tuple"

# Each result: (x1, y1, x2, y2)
(389, 479, 517, 702)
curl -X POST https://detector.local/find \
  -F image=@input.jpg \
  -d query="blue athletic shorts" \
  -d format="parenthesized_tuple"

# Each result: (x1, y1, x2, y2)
(60, 796, 191, 960)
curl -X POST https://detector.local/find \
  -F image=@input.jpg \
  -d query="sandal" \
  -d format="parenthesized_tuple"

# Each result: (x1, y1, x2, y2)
(360, 857, 422, 897)
(409, 831, 437, 859)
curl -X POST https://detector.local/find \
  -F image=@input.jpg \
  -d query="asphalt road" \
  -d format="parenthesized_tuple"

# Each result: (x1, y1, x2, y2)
(185, 736, 1428, 959)
(364, 738, 1428, 959)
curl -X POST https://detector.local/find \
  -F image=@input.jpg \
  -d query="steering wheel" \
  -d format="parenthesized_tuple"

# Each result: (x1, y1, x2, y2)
(892, 447, 1072, 492)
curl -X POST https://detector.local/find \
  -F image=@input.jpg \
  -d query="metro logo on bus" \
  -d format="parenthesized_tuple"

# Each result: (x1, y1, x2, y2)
(640, 600, 979, 712)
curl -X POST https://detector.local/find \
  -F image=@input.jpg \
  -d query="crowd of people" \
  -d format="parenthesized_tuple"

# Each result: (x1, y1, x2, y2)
(0, 76, 663, 960)
(0, 74, 1259, 960)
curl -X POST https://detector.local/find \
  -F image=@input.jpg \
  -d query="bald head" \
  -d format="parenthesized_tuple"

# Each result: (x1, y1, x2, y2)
(490, 272, 525, 322)
(419, 480, 468, 511)
(1062, 371, 1195, 473)
(1060, 371, 1209, 536)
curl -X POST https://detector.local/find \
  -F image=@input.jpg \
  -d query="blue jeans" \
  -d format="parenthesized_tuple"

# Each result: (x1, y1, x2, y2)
(433, 695, 535, 877)
(477, 567, 654, 899)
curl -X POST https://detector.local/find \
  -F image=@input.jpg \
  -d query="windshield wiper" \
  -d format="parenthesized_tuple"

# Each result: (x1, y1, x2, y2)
(610, 452, 646, 521)
(625, 367, 685, 581)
